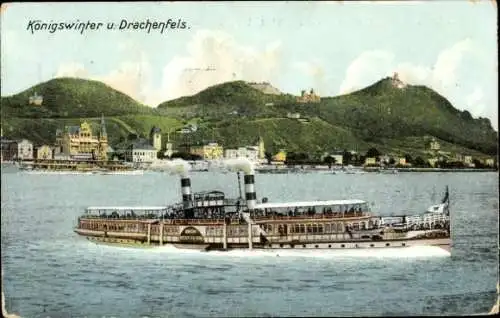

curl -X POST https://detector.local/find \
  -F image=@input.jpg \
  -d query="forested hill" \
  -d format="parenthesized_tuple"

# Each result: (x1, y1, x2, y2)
(1, 76, 497, 157)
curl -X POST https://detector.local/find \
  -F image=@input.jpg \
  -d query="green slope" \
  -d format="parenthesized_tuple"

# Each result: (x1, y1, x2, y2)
(158, 79, 498, 156)
(1, 77, 497, 157)
(1, 77, 155, 118)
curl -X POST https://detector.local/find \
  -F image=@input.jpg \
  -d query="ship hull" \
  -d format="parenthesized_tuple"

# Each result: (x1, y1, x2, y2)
(77, 229, 450, 253)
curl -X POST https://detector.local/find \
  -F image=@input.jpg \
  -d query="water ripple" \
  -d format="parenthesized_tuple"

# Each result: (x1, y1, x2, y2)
(1, 172, 498, 317)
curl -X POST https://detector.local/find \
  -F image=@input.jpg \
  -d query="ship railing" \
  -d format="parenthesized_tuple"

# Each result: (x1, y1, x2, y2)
(168, 218, 230, 225)
(252, 212, 371, 222)
(404, 213, 449, 229)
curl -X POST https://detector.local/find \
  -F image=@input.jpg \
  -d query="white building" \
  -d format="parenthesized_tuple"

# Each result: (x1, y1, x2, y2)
(15, 139, 34, 160)
(224, 146, 259, 161)
(287, 112, 301, 119)
(124, 139, 157, 163)
(331, 154, 343, 166)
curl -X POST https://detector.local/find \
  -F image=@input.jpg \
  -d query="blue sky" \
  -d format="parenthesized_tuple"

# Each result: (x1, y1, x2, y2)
(1, 1, 498, 129)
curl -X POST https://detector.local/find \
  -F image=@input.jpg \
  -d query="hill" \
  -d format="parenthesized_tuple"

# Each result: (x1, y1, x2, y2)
(1, 77, 497, 157)
(158, 78, 498, 156)
(247, 82, 283, 95)
(0, 77, 182, 146)
(0, 77, 156, 119)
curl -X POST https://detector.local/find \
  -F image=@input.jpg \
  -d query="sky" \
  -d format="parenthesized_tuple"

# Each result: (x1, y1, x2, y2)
(1, 1, 498, 130)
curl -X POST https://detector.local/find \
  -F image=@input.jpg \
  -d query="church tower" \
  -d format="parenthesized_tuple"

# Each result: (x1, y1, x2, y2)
(150, 126, 162, 151)
(98, 114, 108, 161)
(258, 136, 265, 160)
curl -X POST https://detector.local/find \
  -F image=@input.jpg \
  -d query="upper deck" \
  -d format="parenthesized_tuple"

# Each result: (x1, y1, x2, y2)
(79, 198, 372, 222)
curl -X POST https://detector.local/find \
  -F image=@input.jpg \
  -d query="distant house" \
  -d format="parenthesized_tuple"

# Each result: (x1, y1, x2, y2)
(35, 145, 54, 160)
(29, 92, 44, 106)
(178, 123, 198, 134)
(1, 137, 16, 161)
(191, 142, 224, 160)
(119, 138, 158, 163)
(273, 150, 287, 163)
(485, 158, 495, 167)
(5, 139, 34, 160)
(364, 157, 376, 166)
(464, 155, 474, 167)
(429, 138, 440, 151)
(296, 88, 321, 103)
(380, 155, 391, 164)
(224, 146, 259, 161)
(428, 158, 439, 168)
(287, 112, 301, 119)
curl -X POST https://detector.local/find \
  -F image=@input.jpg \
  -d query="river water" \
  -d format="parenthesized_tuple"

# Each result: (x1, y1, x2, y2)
(1, 169, 498, 317)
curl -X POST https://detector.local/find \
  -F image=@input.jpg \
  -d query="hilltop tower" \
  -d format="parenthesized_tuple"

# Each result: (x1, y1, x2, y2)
(98, 114, 108, 161)
(150, 126, 162, 151)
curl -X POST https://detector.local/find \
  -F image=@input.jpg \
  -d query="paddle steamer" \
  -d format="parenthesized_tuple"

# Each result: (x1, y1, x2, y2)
(74, 159, 451, 252)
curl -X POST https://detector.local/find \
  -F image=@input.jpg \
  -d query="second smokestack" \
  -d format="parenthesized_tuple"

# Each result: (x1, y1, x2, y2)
(244, 173, 257, 211)
(181, 177, 192, 208)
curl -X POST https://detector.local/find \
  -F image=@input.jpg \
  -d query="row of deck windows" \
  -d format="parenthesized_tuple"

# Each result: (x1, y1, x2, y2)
(80, 221, 183, 234)
(81, 220, 381, 236)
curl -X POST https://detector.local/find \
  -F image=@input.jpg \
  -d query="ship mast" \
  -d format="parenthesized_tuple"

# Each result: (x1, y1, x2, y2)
(237, 171, 243, 199)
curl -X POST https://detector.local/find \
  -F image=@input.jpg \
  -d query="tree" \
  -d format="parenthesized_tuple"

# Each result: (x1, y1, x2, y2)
(404, 153, 413, 165)
(157, 150, 167, 159)
(127, 133, 138, 140)
(324, 155, 336, 169)
(264, 152, 273, 164)
(342, 149, 352, 166)
(365, 147, 381, 159)
(473, 158, 485, 169)
(388, 157, 396, 165)
(413, 156, 426, 167)
(171, 152, 202, 161)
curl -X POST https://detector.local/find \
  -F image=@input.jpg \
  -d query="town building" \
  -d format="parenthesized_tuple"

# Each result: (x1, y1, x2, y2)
(322, 152, 343, 166)
(2, 139, 34, 161)
(428, 158, 439, 167)
(273, 150, 287, 163)
(55, 116, 108, 161)
(485, 158, 495, 167)
(163, 131, 174, 158)
(224, 146, 259, 161)
(464, 155, 474, 167)
(191, 142, 224, 160)
(29, 92, 44, 106)
(224, 137, 265, 162)
(429, 138, 440, 151)
(1, 137, 16, 161)
(296, 88, 320, 103)
(35, 145, 54, 160)
(123, 139, 157, 163)
(331, 154, 343, 166)
(364, 157, 376, 166)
